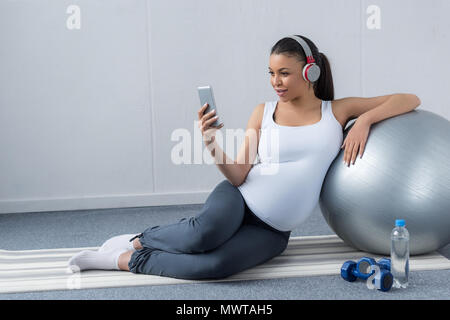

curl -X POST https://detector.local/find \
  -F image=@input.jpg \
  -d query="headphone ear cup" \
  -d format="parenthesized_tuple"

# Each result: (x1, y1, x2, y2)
(302, 63, 321, 83)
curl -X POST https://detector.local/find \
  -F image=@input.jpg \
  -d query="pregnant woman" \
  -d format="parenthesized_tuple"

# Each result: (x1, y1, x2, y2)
(67, 35, 420, 279)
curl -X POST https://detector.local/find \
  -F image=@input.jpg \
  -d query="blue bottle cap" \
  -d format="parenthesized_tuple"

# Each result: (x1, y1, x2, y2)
(395, 219, 405, 227)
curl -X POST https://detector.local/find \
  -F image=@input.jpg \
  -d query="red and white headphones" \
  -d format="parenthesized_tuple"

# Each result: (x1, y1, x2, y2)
(287, 35, 321, 83)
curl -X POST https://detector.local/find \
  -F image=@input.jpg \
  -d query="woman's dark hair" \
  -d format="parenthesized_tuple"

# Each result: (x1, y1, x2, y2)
(270, 35, 334, 101)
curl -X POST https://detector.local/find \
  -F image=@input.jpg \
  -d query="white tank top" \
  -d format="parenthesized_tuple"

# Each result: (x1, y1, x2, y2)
(238, 100, 343, 231)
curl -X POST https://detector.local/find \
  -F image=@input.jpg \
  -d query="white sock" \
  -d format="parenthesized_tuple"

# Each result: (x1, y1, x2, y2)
(67, 248, 127, 272)
(98, 234, 138, 252)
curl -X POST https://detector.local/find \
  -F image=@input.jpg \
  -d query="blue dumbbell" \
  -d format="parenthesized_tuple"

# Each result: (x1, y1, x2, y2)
(377, 257, 391, 272)
(341, 257, 391, 281)
(341, 257, 393, 292)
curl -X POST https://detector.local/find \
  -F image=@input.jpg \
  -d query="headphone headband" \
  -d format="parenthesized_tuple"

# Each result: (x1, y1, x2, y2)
(287, 35, 315, 63)
(286, 35, 320, 82)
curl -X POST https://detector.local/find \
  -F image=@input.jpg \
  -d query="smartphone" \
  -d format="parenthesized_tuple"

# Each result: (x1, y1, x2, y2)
(198, 85, 220, 127)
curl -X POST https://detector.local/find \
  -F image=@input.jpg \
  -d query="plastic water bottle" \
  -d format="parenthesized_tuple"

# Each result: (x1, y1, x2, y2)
(391, 219, 410, 288)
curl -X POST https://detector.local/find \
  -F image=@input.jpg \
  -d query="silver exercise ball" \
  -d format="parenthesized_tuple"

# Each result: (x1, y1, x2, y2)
(319, 109, 450, 255)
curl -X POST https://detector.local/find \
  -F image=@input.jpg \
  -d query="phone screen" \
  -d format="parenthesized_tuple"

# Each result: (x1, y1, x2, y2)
(198, 85, 219, 127)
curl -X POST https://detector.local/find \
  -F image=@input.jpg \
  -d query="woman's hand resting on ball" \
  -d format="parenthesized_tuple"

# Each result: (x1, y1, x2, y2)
(197, 103, 224, 148)
(341, 117, 371, 167)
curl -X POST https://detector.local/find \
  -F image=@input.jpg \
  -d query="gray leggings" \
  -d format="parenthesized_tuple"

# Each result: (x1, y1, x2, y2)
(128, 180, 291, 280)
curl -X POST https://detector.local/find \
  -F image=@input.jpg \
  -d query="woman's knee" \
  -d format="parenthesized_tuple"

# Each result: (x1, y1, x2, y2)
(211, 180, 244, 204)
(193, 185, 245, 251)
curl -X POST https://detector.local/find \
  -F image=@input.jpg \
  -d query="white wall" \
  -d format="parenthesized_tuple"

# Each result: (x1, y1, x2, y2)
(0, 0, 448, 214)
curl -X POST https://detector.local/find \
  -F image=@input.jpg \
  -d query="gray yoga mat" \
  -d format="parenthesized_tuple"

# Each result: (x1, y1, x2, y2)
(1, 235, 449, 294)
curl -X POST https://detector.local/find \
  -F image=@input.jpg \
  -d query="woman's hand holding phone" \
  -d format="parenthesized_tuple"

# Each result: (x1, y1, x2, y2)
(197, 103, 224, 147)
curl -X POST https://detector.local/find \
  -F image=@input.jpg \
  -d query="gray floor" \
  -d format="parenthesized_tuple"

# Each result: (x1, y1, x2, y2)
(1, 204, 449, 300)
